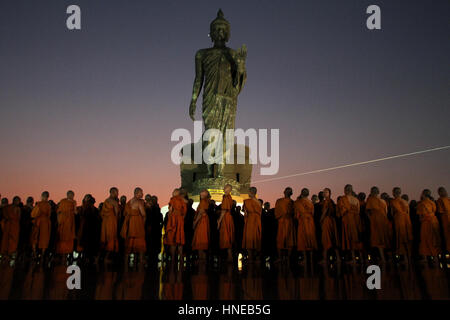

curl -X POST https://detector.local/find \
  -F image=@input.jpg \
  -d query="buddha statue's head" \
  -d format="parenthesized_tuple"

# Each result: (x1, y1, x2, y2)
(210, 9, 230, 44)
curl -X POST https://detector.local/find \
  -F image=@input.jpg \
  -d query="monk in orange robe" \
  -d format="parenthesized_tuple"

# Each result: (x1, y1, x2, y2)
(164, 188, 188, 262)
(217, 184, 235, 262)
(192, 189, 210, 261)
(365, 187, 391, 262)
(417, 189, 441, 260)
(390, 187, 413, 263)
(436, 187, 450, 253)
(242, 187, 262, 262)
(100, 187, 120, 263)
(320, 188, 341, 263)
(337, 184, 361, 263)
(218, 184, 235, 262)
(0, 196, 21, 259)
(55, 190, 77, 259)
(274, 187, 295, 263)
(121, 187, 147, 265)
(294, 188, 317, 265)
(31, 191, 52, 260)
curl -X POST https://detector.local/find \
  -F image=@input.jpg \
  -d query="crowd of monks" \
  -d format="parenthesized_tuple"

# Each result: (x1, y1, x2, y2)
(0, 184, 449, 268)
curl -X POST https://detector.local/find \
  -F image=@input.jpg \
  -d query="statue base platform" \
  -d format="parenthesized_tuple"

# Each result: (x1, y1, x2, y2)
(180, 143, 252, 203)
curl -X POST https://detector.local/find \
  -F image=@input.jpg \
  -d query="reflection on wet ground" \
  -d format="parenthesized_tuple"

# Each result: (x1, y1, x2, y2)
(1, 260, 450, 300)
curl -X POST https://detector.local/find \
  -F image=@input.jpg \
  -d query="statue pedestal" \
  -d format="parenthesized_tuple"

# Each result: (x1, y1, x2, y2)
(180, 143, 252, 203)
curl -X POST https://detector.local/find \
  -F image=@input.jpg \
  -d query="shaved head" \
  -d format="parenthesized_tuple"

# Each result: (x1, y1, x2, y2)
(200, 189, 210, 200)
(134, 187, 143, 199)
(301, 188, 309, 198)
(224, 184, 232, 194)
(370, 186, 380, 195)
(438, 187, 447, 197)
(422, 189, 432, 199)
(344, 184, 353, 195)
(13, 196, 21, 205)
(110, 187, 119, 198)
(284, 187, 293, 198)
(393, 187, 401, 197)
(110, 187, 118, 193)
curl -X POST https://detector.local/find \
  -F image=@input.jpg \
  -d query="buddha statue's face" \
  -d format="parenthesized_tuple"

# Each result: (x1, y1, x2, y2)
(210, 22, 229, 43)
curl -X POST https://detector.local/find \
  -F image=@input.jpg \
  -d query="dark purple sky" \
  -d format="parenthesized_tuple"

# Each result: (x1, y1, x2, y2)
(0, 0, 449, 205)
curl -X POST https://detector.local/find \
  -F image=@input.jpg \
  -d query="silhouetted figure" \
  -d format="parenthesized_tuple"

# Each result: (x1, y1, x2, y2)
(261, 202, 276, 261)
(232, 202, 244, 258)
(314, 192, 324, 254)
(146, 196, 163, 261)
(208, 200, 219, 261)
(118, 195, 127, 257)
(77, 194, 101, 264)
(409, 200, 420, 259)
(184, 198, 196, 261)
(18, 196, 34, 257)
(0, 196, 21, 260)
(48, 199, 58, 257)
(357, 192, 369, 258)
(320, 188, 341, 263)
(0, 198, 7, 251)
(436, 187, 450, 255)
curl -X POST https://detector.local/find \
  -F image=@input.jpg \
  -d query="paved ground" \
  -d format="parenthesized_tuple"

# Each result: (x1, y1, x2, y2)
(1, 259, 449, 300)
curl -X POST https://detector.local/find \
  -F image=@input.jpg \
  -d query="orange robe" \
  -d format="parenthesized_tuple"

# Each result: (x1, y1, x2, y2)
(417, 198, 441, 256)
(321, 199, 339, 251)
(294, 197, 317, 251)
(390, 197, 413, 255)
(100, 199, 119, 252)
(120, 201, 146, 253)
(337, 195, 361, 250)
(30, 201, 51, 250)
(365, 196, 391, 248)
(242, 198, 262, 250)
(219, 194, 235, 249)
(274, 197, 295, 249)
(192, 199, 210, 251)
(436, 196, 450, 252)
(164, 196, 187, 246)
(0, 205, 21, 254)
(56, 199, 76, 254)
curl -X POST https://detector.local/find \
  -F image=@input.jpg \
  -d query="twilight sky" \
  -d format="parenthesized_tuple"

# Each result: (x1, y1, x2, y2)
(0, 0, 449, 206)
